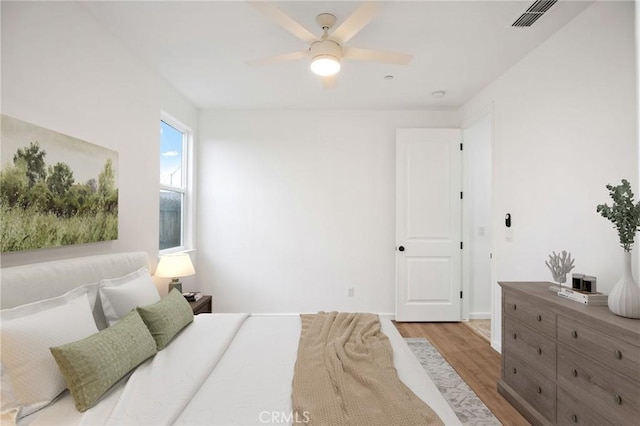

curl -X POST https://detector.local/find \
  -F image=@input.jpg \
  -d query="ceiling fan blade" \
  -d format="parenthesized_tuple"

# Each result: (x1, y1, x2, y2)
(330, 2, 379, 44)
(322, 75, 337, 89)
(342, 47, 412, 65)
(248, 50, 308, 67)
(249, 1, 318, 44)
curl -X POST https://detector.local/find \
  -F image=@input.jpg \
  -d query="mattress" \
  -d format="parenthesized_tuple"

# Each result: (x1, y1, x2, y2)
(21, 314, 461, 426)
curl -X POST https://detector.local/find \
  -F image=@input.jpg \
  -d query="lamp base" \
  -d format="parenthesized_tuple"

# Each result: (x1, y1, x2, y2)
(168, 279, 183, 294)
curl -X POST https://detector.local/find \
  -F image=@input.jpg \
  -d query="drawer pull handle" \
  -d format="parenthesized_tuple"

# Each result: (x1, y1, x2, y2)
(572, 369, 578, 377)
(537, 347, 542, 355)
(615, 395, 622, 405)
(571, 414, 578, 423)
(513, 333, 517, 340)
(615, 350, 623, 360)
(536, 386, 542, 394)
(571, 330, 578, 339)
(537, 314, 542, 321)
(512, 367, 517, 374)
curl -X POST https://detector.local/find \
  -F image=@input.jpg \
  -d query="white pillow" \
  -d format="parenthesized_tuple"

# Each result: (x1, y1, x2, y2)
(0, 289, 98, 420)
(99, 267, 160, 326)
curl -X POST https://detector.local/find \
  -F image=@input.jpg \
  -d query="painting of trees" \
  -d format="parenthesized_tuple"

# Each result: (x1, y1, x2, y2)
(0, 115, 118, 252)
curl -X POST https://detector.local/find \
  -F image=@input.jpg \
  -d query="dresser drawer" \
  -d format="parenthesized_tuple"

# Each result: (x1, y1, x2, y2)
(504, 291, 556, 338)
(557, 315, 640, 382)
(504, 319, 556, 380)
(557, 345, 639, 425)
(557, 386, 612, 426)
(504, 352, 556, 423)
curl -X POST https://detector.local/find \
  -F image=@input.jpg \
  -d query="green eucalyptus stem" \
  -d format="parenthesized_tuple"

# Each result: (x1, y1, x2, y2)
(596, 179, 640, 252)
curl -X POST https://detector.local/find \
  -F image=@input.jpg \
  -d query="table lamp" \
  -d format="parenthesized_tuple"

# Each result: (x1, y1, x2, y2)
(155, 253, 195, 293)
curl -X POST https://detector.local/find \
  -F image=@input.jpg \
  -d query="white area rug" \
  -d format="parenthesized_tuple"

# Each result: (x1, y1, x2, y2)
(405, 338, 500, 426)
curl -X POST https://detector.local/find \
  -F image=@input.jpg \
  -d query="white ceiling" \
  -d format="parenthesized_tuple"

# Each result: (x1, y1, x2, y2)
(81, 1, 593, 110)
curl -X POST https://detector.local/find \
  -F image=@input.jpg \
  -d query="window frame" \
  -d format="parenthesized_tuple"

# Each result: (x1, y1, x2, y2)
(159, 112, 194, 255)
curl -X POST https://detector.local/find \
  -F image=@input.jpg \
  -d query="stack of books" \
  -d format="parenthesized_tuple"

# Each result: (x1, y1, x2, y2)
(557, 287, 608, 305)
(182, 292, 203, 302)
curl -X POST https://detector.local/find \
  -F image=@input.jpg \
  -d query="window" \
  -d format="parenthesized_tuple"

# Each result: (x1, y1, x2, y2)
(159, 115, 192, 252)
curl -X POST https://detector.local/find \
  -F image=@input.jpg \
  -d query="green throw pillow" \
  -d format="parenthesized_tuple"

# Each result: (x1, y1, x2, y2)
(136, 288, 194, 350)
(50, 310, 157, 412)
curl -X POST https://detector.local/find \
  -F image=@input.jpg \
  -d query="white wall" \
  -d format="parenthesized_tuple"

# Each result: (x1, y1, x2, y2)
(462, 112, 493, 319)
(459, 1, 637, 351)
(1, 1, 198, 284)
(198, 110, 458, 313)
(636, 0, 640, 274)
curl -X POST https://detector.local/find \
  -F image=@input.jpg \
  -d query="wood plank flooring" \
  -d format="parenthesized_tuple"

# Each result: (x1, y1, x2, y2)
(394, 321, 530, 426)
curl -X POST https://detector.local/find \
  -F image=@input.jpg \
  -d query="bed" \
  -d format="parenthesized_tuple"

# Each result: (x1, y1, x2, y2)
(0, 252, 461, 425)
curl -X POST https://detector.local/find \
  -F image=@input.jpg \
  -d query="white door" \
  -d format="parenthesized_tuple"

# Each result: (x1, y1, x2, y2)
(396, 128, 462, 322)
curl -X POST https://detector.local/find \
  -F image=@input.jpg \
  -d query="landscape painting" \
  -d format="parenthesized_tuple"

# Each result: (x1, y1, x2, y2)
(0, 115, 118, 252)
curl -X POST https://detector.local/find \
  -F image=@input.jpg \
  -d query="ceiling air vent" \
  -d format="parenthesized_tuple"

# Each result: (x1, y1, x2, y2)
(512, 0, 558, 27)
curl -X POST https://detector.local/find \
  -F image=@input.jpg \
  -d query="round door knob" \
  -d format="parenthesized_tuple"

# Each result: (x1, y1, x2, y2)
(614, 350, 622, 360)
(512, 367, 517, 374)
(398, 246, 405, 252)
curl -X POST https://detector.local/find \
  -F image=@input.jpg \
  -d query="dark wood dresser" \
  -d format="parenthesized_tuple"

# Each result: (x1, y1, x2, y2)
(498, 282, 640, 425)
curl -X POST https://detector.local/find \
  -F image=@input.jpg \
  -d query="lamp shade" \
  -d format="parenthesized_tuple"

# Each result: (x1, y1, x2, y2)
(155, 253, 195, 279)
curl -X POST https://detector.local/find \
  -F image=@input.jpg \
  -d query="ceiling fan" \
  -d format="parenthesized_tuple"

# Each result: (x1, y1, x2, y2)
(248, 1, 413, 88)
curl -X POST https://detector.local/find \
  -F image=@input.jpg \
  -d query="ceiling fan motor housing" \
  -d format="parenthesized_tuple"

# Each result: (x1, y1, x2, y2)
(309, 39, 341, 61)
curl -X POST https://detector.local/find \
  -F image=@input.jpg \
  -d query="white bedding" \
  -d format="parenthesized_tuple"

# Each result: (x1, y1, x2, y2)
(22, 314, 461, 426)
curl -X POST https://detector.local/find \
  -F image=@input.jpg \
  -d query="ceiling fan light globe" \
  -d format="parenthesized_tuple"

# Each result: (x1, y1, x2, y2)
(310, 55, 341, 76)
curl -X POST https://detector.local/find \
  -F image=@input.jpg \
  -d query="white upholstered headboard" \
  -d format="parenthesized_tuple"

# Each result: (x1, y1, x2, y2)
(0, 252, 149, 310)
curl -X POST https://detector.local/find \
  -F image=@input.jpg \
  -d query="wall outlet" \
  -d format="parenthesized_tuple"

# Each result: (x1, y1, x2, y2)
(347, 287, 354, 297)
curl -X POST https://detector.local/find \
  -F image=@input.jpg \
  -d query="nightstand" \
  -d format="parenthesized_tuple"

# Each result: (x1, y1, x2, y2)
(188, 295, 212, 315)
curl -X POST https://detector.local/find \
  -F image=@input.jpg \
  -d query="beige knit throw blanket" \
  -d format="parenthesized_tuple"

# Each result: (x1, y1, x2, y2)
(292, 312, 444, 426)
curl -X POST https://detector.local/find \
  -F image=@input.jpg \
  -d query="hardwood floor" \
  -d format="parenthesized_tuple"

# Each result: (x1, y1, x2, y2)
(394, 321, 530, 426)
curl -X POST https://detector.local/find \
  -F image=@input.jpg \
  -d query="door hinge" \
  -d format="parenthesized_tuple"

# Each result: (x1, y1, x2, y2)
(460, 143, 463, 151)
(460, 291, 463, 299)
(460, 241, 463, 250)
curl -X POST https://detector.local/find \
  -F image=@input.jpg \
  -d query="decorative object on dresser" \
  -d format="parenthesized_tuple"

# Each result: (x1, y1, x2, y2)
(155, 253, 195, 293)
(545, 250, 575, 292)
(498, 282, 640, 426)
(571, 273, 598, 293)
(596, 179, 640, 318)
(557, 287, 607, 305)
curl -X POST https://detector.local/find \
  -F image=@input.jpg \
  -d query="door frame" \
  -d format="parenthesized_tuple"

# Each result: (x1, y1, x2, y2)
(461, 103, 496, 346)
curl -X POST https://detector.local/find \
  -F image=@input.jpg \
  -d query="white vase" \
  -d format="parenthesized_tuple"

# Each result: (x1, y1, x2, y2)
(607, 251, 640, 319)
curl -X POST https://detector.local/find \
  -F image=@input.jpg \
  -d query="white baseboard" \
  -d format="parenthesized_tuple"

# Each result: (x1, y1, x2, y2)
(249, 312, 397, 319)
(377, 313, 396, 320)
(468, 312, 491, 320)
